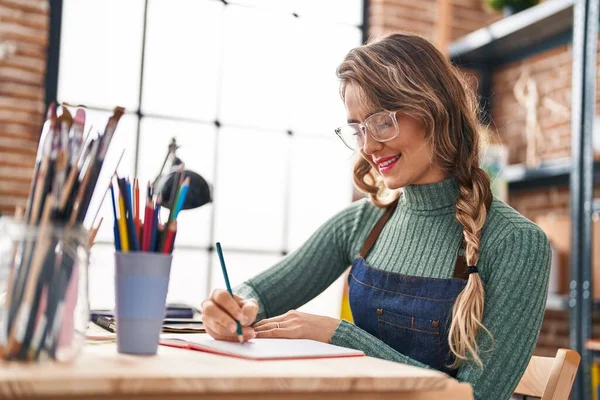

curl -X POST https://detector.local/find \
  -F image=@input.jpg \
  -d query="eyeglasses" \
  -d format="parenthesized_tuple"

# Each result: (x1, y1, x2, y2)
(334, 110, 400, 151)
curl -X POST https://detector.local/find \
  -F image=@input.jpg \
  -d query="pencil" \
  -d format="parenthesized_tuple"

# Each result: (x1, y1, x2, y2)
(143, 184, 153, 252)
(161, 221, 177, 254)
(109, 183, 121, 250)
(173, 177, 190, 221)
(118, 190, 129, 252)
(122, 178, 140, 251)
(150, 201, 160, 252)
(167, 166, 184, 223)
(215, 242, 244, 344)
(134, 178, 141, 240)
(114, 223, 122, 251)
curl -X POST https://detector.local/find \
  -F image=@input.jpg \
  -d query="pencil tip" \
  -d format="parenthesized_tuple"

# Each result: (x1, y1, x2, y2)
(238, 335, 244, 344)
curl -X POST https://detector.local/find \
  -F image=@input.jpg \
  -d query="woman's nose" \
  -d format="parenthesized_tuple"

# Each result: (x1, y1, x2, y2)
(362, 130, 382, 155)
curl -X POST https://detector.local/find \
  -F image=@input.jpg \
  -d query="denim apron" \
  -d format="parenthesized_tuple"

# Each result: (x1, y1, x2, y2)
(348, 198, 469, 376)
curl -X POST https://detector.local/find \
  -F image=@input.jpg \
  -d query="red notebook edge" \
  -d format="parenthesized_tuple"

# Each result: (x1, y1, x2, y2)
(159, 339, 366, 361)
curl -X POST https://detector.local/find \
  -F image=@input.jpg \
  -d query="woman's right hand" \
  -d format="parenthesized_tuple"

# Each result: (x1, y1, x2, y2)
(201, 289, 259, 342)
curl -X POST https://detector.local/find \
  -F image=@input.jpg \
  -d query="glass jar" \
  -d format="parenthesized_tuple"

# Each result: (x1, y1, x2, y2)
(0, 217, 90, 362)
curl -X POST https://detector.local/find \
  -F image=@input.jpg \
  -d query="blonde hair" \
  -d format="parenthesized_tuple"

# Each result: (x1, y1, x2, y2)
(337, 32, 493, 367)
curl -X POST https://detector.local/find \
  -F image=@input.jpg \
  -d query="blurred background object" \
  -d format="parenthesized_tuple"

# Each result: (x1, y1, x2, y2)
(485, 0, 540, 16)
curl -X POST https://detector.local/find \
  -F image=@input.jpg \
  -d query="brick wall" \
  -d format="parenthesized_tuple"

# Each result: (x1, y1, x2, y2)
(368, 0, 501, 42)
(0, 0, 48, 216)
(492, 42, 600, 165)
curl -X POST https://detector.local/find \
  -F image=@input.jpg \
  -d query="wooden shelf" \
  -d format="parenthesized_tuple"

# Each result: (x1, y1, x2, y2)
(502, 159, 600, 190)
(449, 0, 573, 66)
(586, 338, 600, 351)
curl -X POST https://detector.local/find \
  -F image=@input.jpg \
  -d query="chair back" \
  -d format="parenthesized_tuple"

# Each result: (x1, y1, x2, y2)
(514, 349, 580, 400)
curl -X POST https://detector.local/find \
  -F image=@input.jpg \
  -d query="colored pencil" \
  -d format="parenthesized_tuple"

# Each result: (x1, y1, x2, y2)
(162, 221, 177, 254)
(173, 177, 190, 220)
(118, 189, 129, 252)
(122, 178, 140, 251)
(134, 178, 141, 240)
(215, 242, 244, 344)
(150, 201, 160, 252)
(142, 184, 153, 251)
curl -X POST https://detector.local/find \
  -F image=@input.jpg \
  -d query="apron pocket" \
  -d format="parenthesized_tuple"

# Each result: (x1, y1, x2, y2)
(376, 308, 443, 370)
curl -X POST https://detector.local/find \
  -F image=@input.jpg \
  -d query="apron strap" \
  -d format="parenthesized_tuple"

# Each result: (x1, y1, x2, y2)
(452, 238, 469, 280)
(359, 198, 399, 259)
(357, 196, 470, 280)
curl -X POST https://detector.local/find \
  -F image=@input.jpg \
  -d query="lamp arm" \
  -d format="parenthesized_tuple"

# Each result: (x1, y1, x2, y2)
(153, 147, 173, 189)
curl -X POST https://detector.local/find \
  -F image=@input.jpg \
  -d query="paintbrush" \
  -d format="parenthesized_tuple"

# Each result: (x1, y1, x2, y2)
(60, 132, 95, 215)
(52, 106, 72, 213)
(7, 109, 58, 335)
(75, 107, 124, 224)
(24, 104, 54, 224)
(6, 194, 54, 358)
(68, 108, 86, 173)
(88, 149, 125, 231)
(0, 206, 25, 357)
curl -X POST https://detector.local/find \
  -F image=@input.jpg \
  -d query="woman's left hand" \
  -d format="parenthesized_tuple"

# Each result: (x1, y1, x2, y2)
(252, 310, 341, 343)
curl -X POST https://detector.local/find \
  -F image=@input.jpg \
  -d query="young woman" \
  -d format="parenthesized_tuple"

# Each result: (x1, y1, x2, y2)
(201, 33, 551, 400)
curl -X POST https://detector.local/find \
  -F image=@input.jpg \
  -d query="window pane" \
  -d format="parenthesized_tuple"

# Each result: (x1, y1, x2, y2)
(81, 110, 138, 236)
(89, 244, 116, 310)
(167, 249, 210, 309)
(298, 274, 345, 318)
(294, 0, 363, 25)
(287, 136, 353, 250)
(227, 0, 294, 13)
(89, 247, 209, 311)
(214, 127, 288, 251)
(210, 251, 283, 293)
(58, 0, 144, 110)
(137, 118, 216, 247)
(291, 23, 361, 136)
(219, 6, 295, 130)
(142, 0, 224, 120)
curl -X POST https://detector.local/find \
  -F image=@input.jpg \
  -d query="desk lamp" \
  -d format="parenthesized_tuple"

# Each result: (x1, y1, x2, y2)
(152, 137, 212, 211)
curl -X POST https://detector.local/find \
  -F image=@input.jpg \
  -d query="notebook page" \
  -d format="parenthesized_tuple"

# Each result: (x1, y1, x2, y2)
(160, 334, 364, 360)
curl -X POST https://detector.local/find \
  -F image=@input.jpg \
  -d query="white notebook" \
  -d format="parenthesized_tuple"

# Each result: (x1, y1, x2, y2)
(160, 333, 365, 360)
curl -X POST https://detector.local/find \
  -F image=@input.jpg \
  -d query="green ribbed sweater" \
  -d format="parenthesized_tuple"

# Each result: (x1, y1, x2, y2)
(235, 178, 551, 400)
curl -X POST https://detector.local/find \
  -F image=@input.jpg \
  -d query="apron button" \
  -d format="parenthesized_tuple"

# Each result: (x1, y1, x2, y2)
(376, 309, 383, 315)
(432, 320, 439, 328)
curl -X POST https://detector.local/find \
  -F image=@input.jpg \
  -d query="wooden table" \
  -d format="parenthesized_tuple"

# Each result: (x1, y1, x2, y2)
(0, 340, 473, 399)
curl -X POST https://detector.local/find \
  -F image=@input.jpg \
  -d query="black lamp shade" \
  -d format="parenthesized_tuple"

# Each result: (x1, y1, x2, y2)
(156, 170, 212, 210)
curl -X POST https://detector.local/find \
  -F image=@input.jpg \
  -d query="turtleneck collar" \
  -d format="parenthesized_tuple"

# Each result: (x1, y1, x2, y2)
(400, 177, 459, 211)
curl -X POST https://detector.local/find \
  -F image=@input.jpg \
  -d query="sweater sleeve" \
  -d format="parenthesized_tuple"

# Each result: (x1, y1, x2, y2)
(234, 200, 381, 321)
(330, 226, 551, 400)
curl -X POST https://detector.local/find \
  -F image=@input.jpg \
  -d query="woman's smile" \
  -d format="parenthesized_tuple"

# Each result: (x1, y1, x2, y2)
(374, 154, 402, 174)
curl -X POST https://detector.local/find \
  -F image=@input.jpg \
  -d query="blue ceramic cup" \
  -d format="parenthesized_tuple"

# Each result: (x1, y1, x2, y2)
(114, 252, 172, 355)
